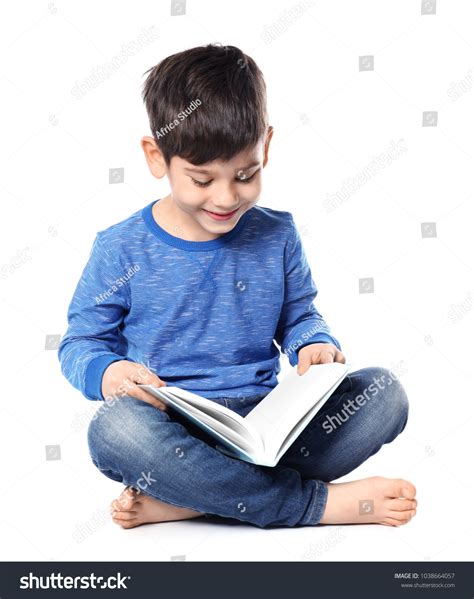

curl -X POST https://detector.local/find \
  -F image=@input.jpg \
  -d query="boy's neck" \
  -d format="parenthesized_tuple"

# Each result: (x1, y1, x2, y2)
(152, 195, 223, 242)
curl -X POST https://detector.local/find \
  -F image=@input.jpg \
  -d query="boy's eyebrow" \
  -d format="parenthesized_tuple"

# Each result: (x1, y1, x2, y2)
(183, 161, 260, 175)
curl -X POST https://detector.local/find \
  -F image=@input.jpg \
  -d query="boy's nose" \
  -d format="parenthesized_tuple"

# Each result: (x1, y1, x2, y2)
(212, 187, 240, 208)
(210, 195, 240, 213)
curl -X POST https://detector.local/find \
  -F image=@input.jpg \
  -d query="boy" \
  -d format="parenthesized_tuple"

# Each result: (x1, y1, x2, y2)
(58, 44, 417, 529)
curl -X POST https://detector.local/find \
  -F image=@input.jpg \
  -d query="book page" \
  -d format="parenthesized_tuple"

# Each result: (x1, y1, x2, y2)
(271, 377, 347, 464)
(166, 394, 255, 452)
(244, 362, 351, 463)
(137, 384, 263, 452)
(152, 392, 260, 463)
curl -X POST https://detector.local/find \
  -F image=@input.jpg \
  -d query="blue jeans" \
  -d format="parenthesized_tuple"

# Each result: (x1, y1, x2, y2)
(87, 366, 408, 528)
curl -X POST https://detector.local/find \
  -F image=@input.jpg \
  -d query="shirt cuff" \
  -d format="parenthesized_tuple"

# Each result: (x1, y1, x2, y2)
(84, 354, 130, 401)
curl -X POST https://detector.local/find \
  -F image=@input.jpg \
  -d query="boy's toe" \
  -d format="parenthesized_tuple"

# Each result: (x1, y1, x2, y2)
(113, 510, 138, 521)
(389, 479, 416, 500)
(388, 509, 415, 523)
(112, 515, 139, 529)
(381, 517, 405, 527)
(388, 498, 417, 512)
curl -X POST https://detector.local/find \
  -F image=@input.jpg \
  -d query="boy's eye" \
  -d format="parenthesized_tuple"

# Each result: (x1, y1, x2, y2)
(236, 170, 259, 184)
(191, 178, 212, 188)
(191, 170, 259, 188)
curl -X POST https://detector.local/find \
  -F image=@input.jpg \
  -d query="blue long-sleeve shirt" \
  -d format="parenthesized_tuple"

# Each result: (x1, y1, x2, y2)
(58, 199, 342, 401)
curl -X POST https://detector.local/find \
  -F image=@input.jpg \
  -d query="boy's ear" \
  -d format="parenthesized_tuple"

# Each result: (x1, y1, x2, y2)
(140, 136, 167, 179)
(262, 126, 274, 168)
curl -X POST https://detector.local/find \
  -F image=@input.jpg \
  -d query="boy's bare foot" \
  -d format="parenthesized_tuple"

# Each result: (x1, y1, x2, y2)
(110, 486, 205, 529)
(109, 476, 417, 529)
(319, 476, 417, 526)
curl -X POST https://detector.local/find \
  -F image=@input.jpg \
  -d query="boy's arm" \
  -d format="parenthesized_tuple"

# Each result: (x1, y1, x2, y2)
(58, 234, 132, 401)
(274, 215, 342, 367)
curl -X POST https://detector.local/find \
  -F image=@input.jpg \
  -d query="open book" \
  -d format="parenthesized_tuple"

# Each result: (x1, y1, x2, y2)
(138, 362, 352, 467)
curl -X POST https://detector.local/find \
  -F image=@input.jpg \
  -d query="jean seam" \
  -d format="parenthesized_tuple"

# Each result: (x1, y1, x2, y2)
(300, 479, 328, 526)
(346, 373, 353, 392)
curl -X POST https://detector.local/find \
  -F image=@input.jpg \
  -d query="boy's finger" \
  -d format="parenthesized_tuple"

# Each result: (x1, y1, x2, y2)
(335, 350, 346, 363)
(132, 365, 166, 387)
(297, 355, 312, 375)
(319, 350, 335, 364)
(127, 385, 168, 411)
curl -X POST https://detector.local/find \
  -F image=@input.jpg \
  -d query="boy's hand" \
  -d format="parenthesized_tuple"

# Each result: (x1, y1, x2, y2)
(296, 343, 346, 376)
(101, 360, 168, 411)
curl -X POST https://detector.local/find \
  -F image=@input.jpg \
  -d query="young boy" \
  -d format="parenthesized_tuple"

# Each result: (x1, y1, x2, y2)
(58, 44, 417, 529)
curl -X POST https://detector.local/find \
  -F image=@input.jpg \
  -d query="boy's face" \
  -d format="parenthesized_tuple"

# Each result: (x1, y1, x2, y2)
(141, 127, 273, 239)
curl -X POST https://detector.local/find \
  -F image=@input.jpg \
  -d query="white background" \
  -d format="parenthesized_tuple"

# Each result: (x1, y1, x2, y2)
(0, 0, 473, 561)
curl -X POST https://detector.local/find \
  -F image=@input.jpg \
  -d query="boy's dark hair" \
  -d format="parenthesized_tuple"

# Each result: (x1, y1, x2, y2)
(141, 44, 269, 166)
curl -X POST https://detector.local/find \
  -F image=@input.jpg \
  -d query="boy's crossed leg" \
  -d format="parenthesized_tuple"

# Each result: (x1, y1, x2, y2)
(88, 395, 327, 529)
(274, 366, 417, 526)
(88, 366, 416, 529)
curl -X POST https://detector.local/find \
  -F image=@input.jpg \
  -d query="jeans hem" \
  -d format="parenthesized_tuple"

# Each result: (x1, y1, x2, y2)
(300, 479, 328, 526)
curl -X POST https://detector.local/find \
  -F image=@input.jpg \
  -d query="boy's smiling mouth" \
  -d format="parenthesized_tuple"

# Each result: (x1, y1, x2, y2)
(202, 208, 240, 221)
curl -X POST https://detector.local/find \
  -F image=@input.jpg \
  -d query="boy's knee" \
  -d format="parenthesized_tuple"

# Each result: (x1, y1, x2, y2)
(87, 395, 167, 462)
(350, 366, 409, 428)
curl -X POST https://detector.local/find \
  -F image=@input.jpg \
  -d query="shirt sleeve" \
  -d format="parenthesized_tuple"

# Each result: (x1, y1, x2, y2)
(274, 215, 342, 367)
(57, 234, 132, 401)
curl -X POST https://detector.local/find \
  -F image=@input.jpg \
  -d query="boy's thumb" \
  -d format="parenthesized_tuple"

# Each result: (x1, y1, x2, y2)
(153, 374, 166, 387)
(297, 359, 307, 376)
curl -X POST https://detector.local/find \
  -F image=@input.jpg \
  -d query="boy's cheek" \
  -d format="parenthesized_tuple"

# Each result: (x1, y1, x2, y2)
(242, 180, 262, 201)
